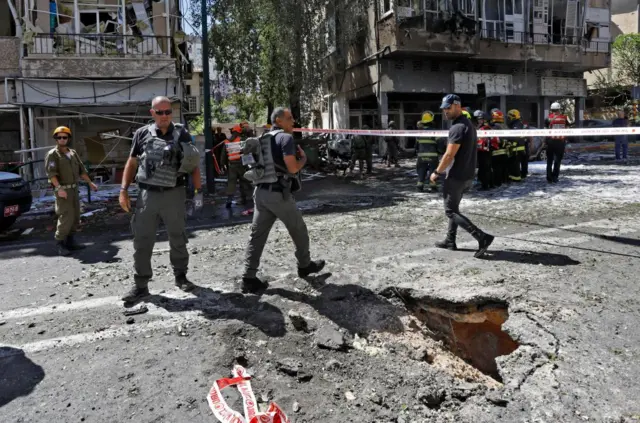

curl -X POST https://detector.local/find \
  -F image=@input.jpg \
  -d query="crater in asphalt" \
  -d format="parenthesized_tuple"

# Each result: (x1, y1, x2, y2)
(383, 289, 519, 382)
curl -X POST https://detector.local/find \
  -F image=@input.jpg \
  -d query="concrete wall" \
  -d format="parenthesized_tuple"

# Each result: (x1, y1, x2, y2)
(0, 37, 20, 78)
(21, 57, 177, 79)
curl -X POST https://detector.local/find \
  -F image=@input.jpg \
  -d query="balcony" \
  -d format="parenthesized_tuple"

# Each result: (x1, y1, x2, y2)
(21, 33, 177, 79)
(476, 29, 611, 70)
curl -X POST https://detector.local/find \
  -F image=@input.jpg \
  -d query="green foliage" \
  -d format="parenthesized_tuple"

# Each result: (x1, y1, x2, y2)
(187, 92, 267, 134)
(593, 33, 640, 106)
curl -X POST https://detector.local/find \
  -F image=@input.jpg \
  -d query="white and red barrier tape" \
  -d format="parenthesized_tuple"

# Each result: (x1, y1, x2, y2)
(207, 365, 290, 423)
(293, 127, 639, 138)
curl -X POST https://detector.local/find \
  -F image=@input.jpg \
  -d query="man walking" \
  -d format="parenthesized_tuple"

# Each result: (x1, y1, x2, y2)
(119, 96, 202, 303)
(345, 127, 368, 178)
(241, 107, 325, 293)
(612, 109, 629, 161)
(45, 126, 99, 256)
(430, 94, 494, 258)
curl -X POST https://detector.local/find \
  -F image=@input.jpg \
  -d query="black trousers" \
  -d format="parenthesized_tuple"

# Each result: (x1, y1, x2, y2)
(520, 144, 529, 178)
(477, 152, 493, 189)
(442, 178, 480, 240)
(491, 155, 508, 187)
(546, 140, 566, 181)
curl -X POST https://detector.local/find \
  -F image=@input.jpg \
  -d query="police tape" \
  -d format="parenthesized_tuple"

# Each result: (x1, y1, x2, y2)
(293, 127, 639, 138)
(207, 365, 290, 423)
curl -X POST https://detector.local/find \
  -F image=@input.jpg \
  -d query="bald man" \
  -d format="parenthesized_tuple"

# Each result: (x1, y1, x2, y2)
(119, 96, 202, 303)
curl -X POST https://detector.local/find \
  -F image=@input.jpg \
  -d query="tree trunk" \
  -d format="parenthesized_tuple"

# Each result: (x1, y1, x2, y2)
(267, 100, 274, 124)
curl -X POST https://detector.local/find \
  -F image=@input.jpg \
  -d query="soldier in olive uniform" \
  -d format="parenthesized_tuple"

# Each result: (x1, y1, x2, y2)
(345, 128, 368, 177)
(119, 96, 202, 303)
(45, 126, 98, 256)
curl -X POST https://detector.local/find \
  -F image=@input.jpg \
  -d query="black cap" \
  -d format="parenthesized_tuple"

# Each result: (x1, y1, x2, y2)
(440, 94, 461, 109)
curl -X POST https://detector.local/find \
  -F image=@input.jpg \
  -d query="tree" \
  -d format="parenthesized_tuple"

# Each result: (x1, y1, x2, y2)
(191, 0, 371, 124)
(592, 33, 640, 107)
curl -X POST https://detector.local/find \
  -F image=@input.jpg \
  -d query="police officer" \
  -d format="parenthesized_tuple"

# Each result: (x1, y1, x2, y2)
(222, 124, 251, 208)
(506, 109, 527, 181)
(45, 126, 98, 256)
(473, 111, 494, 190)
(415, 111, 439, 192)
(489, 110, 509, 186)
(119, 96, 202, 303)
(346, 127, 368, 177)
(241, 107, 325, 293)
(545, 102, 569, 183)
(430, 94, 494, 258)
(385, 121, 400, 167)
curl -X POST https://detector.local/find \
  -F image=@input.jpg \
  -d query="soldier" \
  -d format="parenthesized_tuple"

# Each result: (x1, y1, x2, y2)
(473, 111, 494, 190)
(345, 127, 368, 177)
(489, 110, 509, 186)
(119, 96, 202, 303)
(241, 107, 325, 293)
(506, 109, 527, 181)
(385, 121, 400, 167)
(415, 111, 439, 192)
(45, 126, 99, 256)
(221, 124, 252, 208)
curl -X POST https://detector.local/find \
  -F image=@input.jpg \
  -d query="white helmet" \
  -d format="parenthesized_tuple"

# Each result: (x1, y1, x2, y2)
(550, 102, 561, 111)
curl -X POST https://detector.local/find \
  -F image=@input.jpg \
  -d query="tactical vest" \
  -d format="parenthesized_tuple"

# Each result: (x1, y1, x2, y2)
(548, 113, 568, 140)
(416, 135, 438, 160)
(136, 124, 200, 188)
(243, 129, 283, 185)
(351, 135, 367, 151)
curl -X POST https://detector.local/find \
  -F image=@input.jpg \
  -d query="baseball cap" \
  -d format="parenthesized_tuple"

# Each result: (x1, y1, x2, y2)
(440, 94, 462, 109)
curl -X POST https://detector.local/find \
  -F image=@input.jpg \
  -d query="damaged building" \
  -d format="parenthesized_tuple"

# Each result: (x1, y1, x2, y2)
(322, 0, 612, 144)
(1, 0, 193, 182)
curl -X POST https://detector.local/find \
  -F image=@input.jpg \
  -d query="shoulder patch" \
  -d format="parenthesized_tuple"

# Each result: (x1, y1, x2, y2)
(48, 161, 56, 169)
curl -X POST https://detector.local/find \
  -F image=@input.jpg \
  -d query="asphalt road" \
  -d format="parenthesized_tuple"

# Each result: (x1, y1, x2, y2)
(1, 160, 639, 423)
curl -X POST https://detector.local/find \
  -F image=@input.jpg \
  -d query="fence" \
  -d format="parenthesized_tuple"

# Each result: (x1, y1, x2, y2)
(28, 33, 171, 57)
(479, 29, 611, 54)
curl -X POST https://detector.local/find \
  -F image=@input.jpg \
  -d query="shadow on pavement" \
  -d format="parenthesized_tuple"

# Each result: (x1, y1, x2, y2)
(146, 286, 286, 338)
(266, 273, 406, 336)
(0, 347, 45, 408)
(594, 234, 640, 248)
(0, 237, 120, 264)
(480, 249, 581, 266)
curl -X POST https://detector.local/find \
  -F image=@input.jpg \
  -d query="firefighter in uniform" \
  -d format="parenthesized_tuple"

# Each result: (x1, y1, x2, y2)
(489, 110, 509, 186)
(415, 111, 439, 192)
(506, 109, 527, 182)
(222, 124, 252, 208)
(119, 96, 202, 303)
(45, 126, 98, 256)
(385, 121, 400, 167)
(545, 102, 569, 183)
(473, 111, 494, 190)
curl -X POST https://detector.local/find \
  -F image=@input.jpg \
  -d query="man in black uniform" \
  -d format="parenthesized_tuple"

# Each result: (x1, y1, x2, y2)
(430, 94, 494, 258)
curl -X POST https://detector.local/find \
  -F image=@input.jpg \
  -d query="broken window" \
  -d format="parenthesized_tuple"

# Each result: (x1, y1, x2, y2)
(1, 0, 17, 36)
(379, 0, 392, 16)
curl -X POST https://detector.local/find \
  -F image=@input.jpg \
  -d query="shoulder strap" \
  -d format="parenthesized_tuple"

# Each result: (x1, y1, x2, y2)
(148, 124, 157, 137)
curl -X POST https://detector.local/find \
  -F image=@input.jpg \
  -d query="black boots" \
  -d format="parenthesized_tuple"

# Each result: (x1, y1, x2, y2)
(66, 235, 86, 251)
(122, 285, 150, 303)
(241, 277, 269, 294)
(435, 218, 494, 258)
(175, 274, 196, 292)
(298, 260, 326, 278)
(434, 238, 458, 250)
(57, 240, 71, 256)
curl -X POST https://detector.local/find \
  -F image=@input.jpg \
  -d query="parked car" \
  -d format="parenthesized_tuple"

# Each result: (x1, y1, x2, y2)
(525, 125, 547, 162)
(0, 171, 32, 231)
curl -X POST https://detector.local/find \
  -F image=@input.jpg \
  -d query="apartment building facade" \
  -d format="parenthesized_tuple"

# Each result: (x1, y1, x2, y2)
(1, 0, 191, 181)
(323, 0, 612, 142)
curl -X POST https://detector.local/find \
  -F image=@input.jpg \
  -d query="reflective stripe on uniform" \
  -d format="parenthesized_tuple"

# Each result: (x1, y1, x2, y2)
(515, 146, 526, 151)
(417, 139, 437, 144)
(492, 149, 507, 156)
(225, 140, 243, 161)
(59, 184, 77, 189)
(418, 153, 438, 158)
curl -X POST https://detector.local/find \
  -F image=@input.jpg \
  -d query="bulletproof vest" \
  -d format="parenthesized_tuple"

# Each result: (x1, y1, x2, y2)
(136, 124, 198, 187)
(351, 135, 367, 151)
(243, 130, 283, 185)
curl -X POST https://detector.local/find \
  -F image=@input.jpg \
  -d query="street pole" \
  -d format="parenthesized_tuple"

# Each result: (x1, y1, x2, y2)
(202, 0, 214, 192)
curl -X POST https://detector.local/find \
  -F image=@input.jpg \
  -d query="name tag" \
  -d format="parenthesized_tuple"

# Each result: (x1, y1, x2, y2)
(241, 154, 256, 166)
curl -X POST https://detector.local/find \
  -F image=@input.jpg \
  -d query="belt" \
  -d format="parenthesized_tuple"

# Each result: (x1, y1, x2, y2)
(59, 183, 77, 189)
(138, 181, 184, 192)
(258, 183, 284, 192)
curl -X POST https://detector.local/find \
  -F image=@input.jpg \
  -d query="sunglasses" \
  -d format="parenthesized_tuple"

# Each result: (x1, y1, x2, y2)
(55, 136, 69, 140)
(154, 109, 173, 116)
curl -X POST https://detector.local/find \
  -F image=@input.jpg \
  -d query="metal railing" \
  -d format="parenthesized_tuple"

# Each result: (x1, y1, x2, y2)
(479, 29, 611, 54)
(28, 33, 171, 57)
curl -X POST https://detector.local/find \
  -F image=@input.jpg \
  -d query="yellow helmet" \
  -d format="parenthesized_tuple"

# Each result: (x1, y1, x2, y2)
(507, 109, 521, 121)
(420, 111, 434, 124)
(53, 126, 71, 137)
(461, 110, 472, 119)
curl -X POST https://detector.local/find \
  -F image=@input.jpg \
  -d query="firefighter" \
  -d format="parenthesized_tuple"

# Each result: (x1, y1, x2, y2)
(221, 124, 251, 207)
(545, 102, 569, 183)
(489, 110, 509, 186)
(473, 111, 494, 190)
(506, 109, 527, 182)
(346, 126, 368, 177)
(415, 111, 439, 192)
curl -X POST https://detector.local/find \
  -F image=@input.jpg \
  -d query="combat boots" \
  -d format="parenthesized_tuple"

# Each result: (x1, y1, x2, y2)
(241, 277, 269, 294)
(122, 285, 150, 303)
(471, 230, 494, 258)
(66, 234, 86, 251)
(434, 238, 457, 250)
(57, 240, 71, 256)
(298, 260, 326, 278)
(175, 274, 196, 292)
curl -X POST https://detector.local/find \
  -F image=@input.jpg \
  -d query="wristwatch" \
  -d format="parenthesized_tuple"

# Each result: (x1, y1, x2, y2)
(434, 170, 444, 176)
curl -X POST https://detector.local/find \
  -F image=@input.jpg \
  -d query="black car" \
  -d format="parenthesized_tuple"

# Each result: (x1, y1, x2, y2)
(0, 171, 32, 231)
